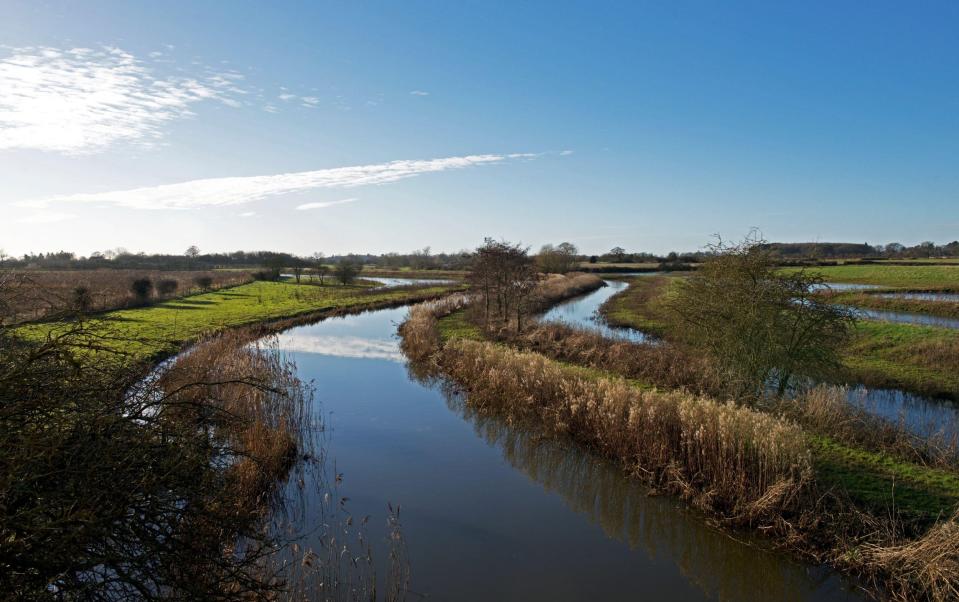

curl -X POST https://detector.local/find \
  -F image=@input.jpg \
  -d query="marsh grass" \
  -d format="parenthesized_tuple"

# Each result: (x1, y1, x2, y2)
(442, 339, 812, 520)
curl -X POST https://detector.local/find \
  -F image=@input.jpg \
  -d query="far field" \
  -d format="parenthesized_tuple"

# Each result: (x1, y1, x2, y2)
(17, 280, 462, 361)
(781, 264, 959, 289)
(601, 274, 959, 400)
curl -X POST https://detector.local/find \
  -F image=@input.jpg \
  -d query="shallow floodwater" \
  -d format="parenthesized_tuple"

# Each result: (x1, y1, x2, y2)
(268, 306, 861, 601)
(540, 280, 649, 342)
(812, 282, 882, 292)
(367, 276, 456, 288)
(852, 306, 959, 329)
(877, 292, 959, 303)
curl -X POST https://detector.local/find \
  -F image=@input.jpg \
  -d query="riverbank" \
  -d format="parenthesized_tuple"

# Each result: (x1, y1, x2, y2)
(402, 282, 959, 601)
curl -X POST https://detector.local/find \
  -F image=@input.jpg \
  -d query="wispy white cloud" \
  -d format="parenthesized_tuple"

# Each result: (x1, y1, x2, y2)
(16, 211, 77, 224)
(300, 96, 320, 108)
(0, 46, 246, 154)
(278, 93, 297, 101)
(19, 153, 534, 210)
(238, 211, 257, 217)
(296, 198, 358, 211)
(560, 149, 574, 156)
(409, 90, 429, 96)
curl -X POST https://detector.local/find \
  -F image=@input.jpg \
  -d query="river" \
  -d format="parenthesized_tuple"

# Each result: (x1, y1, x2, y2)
(266, 304, 861, 600)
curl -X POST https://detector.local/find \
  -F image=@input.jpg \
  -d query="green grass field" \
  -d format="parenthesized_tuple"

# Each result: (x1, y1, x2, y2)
(844, 321, 959, 400)
(811, 435, 959, 519)
(781, 264, 959, 289)
(17, 280, 460, 361)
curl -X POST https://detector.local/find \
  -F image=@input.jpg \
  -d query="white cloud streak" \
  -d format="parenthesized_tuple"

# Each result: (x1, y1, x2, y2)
(0, 46, 245, 154)
(19, 153, 535, 210)
(296, 198, 358, 210)
(409, 90, 430, 96)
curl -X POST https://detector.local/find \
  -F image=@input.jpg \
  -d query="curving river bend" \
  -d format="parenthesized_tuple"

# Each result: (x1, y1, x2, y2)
(267, 302, 862, 600)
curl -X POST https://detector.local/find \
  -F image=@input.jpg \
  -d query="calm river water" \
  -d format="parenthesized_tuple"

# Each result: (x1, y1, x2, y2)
(268, 305, 861, 601)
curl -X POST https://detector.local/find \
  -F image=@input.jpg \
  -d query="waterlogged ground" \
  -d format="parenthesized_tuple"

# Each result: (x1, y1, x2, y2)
(366, 276, 457, 288)
(268, 306, 862, 601)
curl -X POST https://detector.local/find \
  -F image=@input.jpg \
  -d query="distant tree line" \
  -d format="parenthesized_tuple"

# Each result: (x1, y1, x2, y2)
(760, 240, 959, 260)
(3, 238, 957, 272)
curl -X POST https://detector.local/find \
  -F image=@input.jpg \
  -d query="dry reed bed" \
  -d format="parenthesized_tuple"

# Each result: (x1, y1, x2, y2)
(156, 332, 310, 518)
(443, 339, 811, 519)
(504, 323, 959, 467)
(531, 272, 606, 311)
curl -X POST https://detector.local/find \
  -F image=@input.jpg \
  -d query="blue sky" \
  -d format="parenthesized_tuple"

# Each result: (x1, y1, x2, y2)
(1, 1, 957, 256)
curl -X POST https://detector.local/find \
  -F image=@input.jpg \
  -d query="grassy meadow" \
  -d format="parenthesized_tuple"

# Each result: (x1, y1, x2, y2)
(16, 280, 462, 361)
(781, 264, 959, 289)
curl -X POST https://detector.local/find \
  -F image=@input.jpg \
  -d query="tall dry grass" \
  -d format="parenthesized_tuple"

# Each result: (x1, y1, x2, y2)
(399, 292, 473, 363)
(859, 511, 959, 602)
(440, 339, 811, 519)
(502, 321, 723, 396)
(531, 272, 605, 310)
(157, 332, 311, 521)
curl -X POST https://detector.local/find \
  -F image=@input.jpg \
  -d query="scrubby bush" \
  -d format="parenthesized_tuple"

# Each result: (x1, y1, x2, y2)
(71, 285, 93, 313)
(194, 275, 214, 290)
(130, 278, 153, 303)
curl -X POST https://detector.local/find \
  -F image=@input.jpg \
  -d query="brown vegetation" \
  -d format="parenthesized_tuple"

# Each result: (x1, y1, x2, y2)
(442, 339, 811, 519)
(0, 269, 252, 324)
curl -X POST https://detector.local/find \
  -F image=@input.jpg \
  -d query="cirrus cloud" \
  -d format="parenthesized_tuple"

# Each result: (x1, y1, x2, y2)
(0, 46, 245, 154)
(296, 198, 358, 210)
(18, 153, 538, 210)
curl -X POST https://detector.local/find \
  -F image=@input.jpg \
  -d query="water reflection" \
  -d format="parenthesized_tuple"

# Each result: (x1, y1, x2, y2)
(877, 292, 959, 303)
(852, 307, 959, 329)
(367, 276, 455, 288)
(845, 385, 959, 442)
(449, 396, 861, 602)
(264, 306, 863, 601)
(811, 282, 882, 292)
(539, 280, 649, 342)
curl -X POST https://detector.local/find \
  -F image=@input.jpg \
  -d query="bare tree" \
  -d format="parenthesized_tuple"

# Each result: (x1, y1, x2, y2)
(468, 238, 537, 331)
(185, 245, 200, 259)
